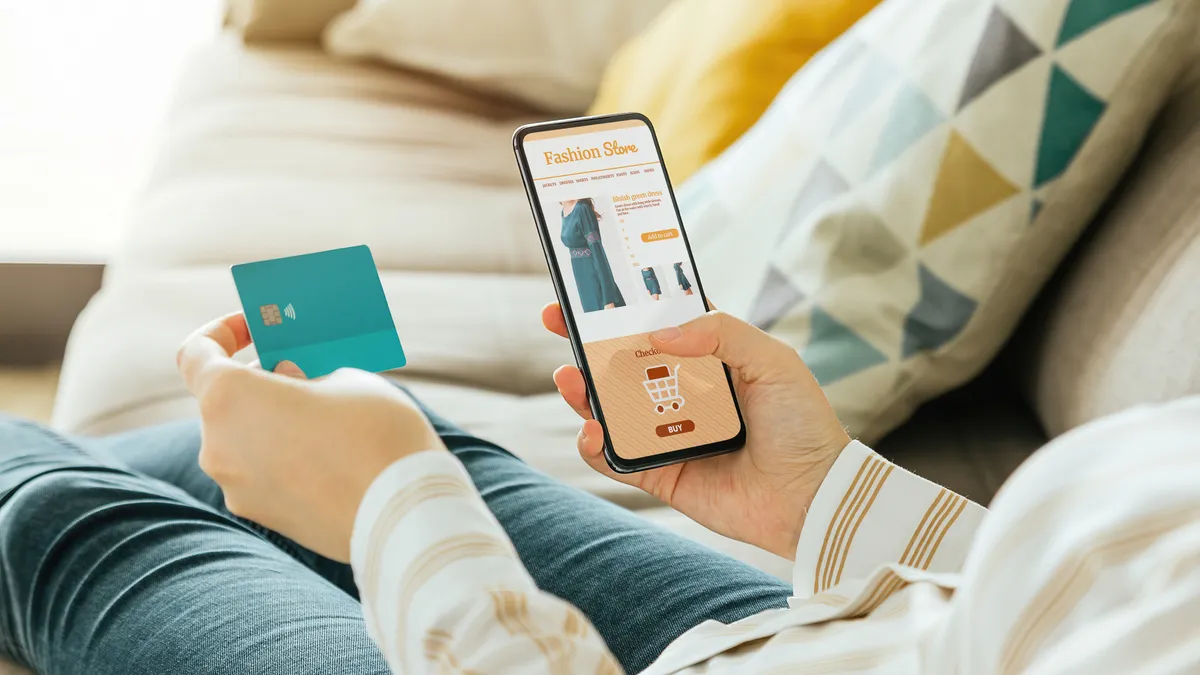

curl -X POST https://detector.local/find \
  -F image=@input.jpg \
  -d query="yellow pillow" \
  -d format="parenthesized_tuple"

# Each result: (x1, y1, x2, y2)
(589, 0, 882, 183)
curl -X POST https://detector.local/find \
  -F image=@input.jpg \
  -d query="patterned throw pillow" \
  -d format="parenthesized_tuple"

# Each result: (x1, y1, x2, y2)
(678, 0, 1199, 443)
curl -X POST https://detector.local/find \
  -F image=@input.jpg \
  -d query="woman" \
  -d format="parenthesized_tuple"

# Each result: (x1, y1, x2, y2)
(0, 308, 1192, 674)
(642, 266, 661, 300)
(673, 261, 693, 295)
(561, 197, 625, 311)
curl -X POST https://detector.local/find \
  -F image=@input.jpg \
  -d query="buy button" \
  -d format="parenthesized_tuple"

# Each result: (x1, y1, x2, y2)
(655, 419, 695, 437)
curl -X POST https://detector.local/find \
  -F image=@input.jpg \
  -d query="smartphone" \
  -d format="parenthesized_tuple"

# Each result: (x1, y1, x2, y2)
(513, 112, 746, 473)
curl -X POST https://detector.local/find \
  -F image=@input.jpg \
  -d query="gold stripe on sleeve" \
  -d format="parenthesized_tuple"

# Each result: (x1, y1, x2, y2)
(999, 509, 1196, 673)
(915, 496, 967, 571)
(362, 475, 476, 599)
(596, 657, 624, 675)
(822, 459, 885, 591)
(900, 489, 947, 565)
(422, 628, 480, 674)
(813, 456, 876, 594)
(849, 493, 964, 617)
(831, 464, 895, 588)
(564, 608, 588, 638)
(395, 535, 512, 668)
(492, 589, 577, 675)
(906, 493, 956, 571)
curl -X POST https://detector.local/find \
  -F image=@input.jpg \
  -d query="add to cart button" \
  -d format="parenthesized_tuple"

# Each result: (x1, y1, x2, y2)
(655, 419, 695, 437)
(641, 229, 680, 243)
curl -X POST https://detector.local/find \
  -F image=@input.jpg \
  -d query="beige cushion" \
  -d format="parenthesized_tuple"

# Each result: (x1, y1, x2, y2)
(323, 0, 671, 113)
(55, 35, 672, 506)
(1017, 59, 1200, 437)
(677, 0, 1200, 445)
(226, 0, 355, 43)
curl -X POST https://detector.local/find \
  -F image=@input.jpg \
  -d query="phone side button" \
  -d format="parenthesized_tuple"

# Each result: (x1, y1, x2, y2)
(655, 420, 695, 437)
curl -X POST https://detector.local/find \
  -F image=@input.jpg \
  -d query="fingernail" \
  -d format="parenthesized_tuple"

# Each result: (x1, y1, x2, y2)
(275, 361, 304, 378)
(579, 427, 588, 442)
(651, 326, 683, 342)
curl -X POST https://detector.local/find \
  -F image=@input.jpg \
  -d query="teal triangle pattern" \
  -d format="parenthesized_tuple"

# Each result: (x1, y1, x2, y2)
(902, 265, 978, 357)
(1033, 65, 1106, 187)
(831, 52, 897, 136)
(802, 305, 889, 385)
(748, 266, 805, 330)
(1030, 198, 1044, 222)
(870, 83, 944, 174)
(1057, 0, 1158, 46)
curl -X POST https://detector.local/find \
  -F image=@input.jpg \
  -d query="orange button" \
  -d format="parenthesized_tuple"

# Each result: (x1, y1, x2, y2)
(655, 420, 695, 437)
(641, 228, 680, 243)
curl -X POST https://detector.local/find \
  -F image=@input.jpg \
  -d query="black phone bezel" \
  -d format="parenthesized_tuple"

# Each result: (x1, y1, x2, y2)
(512, 112, 747, 473)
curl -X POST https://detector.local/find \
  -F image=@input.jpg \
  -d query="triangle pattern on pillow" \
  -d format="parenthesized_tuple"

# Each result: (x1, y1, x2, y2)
(1034, 65, 1106, 187)
(869, 83, 944, 174)
(920, 130, 1020, 245)
(902, 264, 979, 357)
(831, 51, 898, 137)
(748, 266, 806, 330)
(780, 160, 850, 243)
(802, 305, 889, 385)
(1057, 0, 1158, 45)
(958, 6, 1043, 111)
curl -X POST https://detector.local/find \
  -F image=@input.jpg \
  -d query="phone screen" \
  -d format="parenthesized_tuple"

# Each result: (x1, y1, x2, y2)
(518, 117, 743, 466)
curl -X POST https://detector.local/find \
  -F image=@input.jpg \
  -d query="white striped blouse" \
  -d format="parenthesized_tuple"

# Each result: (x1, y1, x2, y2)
(349, 397, 1200, 673)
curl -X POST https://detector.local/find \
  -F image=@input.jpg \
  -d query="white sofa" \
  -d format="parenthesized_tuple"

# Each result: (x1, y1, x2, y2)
(6, 8, 1196, 675)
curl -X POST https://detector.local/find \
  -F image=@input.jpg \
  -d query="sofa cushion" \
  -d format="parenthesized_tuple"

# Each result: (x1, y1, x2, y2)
(1016, 58, 1200, 437)
(323, 0, 672, 114)
(226, 0, 354, 44)
(588, 0, 882, 183)
(676, 0, 1200, 445)
(110, 36, 546, 279)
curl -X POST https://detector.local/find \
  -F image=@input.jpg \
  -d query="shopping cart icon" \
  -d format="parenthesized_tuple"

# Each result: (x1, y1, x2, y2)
(643, 364, 685, 414)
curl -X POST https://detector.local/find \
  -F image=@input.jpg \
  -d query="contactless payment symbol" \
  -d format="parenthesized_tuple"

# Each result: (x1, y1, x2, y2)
(643, 364, 685, 414)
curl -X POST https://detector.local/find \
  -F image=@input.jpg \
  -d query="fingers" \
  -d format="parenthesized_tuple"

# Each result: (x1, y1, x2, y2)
(576, 419, 606, 461)
(541, 302, 569, 339)
(553, 365, 592, 420)
(575, 419, 633, 484)
(274, 361, 308, 379)
(178, 313, 253, 394)
(648, 310, 799, 383)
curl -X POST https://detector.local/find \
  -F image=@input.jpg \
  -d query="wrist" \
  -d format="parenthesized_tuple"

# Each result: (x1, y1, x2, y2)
(771, 432, 851, 560)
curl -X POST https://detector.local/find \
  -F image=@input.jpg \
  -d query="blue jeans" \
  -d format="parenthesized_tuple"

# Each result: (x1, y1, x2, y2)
(0, 404, 790, 674)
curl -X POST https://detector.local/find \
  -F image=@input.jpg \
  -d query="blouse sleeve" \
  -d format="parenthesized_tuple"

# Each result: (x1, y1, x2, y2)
(351, 451, 624, 674)
(792, 441, 988, 597)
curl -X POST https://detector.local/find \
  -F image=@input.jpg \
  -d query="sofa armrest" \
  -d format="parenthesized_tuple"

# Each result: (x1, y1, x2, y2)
(225, 0, 355, 44)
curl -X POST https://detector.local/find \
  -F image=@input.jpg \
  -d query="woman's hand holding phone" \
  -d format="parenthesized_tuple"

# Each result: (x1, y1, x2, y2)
(542, 303, 851, 561)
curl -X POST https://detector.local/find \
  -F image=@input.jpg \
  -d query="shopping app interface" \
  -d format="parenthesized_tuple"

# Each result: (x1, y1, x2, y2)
(523, 119, 741, 459)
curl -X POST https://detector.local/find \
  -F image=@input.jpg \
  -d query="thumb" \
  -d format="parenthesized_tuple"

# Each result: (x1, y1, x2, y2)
(649, 311, 801, 383)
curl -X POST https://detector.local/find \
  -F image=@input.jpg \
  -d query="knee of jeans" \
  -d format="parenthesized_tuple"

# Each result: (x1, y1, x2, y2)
(0, 416, 67, 451)
(2, 471, 83, 520)
(0, 470, 129, 547)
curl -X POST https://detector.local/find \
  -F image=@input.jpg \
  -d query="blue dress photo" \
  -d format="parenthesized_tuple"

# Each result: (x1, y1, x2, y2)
(560, 200, 626, 312)
(642, 267, 661, 297)
(673, 262, 692, 291)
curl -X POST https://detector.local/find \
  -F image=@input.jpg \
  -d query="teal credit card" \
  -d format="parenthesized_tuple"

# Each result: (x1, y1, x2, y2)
(231, 245, 406, 378)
